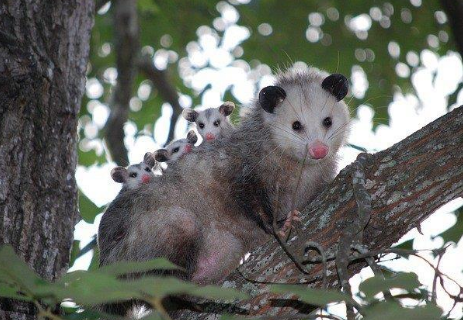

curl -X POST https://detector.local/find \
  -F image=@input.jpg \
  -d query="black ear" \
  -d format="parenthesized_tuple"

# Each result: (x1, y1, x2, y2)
(154, 149, 169, 162)
(322, 74, 348, 101)
(111, 166, 128, 183)
(143, 152, 156, 169)
(186, 130, 198, 144)
(219, 101, 235, 117)
(182, 109, 199, 122)
(259, 86, 286, 114)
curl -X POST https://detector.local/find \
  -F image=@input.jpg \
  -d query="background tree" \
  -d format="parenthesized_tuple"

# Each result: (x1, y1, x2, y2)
(0, 0, 94, 318)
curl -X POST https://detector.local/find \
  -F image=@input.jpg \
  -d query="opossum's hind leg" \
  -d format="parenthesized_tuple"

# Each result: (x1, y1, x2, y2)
(278, 209, 301, 238)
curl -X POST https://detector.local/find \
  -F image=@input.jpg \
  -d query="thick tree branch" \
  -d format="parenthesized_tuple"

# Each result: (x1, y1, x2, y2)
(137, 55, 183, 144)
(104, 0, 138, 166)
(440, 0, 463, 57)
(180, 105, 463, 318)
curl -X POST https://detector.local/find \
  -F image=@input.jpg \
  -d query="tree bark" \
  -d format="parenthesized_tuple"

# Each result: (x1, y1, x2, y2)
(180, 105, 463, 318)
(0, 1, 94, 319)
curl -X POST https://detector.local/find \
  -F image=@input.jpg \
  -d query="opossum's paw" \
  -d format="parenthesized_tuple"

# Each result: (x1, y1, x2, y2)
(191, 255, 220, 284)
(278, 210, 301, 238)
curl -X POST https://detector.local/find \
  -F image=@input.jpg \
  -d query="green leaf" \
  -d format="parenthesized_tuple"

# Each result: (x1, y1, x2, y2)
(359, 273, 420, 300)
(363, 301, 442, 320)
(69, 240, 81, 267)
(97, 258, 183, 276)
(0, 245, 43, 291)
(393, 238, 414, 251)
(188, 285, 248, 301)
(438, 206, 463, 244)
(126, 276, 197, 298)
(270, 285, 354, 306)
(79, 189, 102, 223)
(0, 283, 33, 302)
(139, 312, 164, 320)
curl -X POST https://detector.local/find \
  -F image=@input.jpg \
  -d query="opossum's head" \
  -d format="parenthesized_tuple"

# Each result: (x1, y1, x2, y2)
(259, 68, 350, 164)
(183, 102, 235, 142)
(154, 130, 197, 163)
(111, 152, 156, 189)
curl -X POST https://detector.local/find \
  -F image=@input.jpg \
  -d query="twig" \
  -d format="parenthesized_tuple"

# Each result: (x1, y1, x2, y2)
(137, 55, 183, 144)
(304, 242, 328, 289)
(104, 0, 139, 166)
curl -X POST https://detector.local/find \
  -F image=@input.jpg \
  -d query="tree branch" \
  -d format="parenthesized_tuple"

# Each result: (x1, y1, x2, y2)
(137, 55, 183, 144)
(440, 0, 463, 58)
(179, 105, 463, 318)
(103, 0, 138, 166)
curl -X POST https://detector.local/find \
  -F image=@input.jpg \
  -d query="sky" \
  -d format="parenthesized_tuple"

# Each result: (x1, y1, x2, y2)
(72, 3, 463, 318)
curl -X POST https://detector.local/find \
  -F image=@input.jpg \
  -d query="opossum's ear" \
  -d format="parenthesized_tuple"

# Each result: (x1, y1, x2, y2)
(187, 130, 198, 144)
(259, 86, 286, 114)
(219, 101, 235, 117)
(154, 149, 169, 162)
(111, 166, 128, 183)
(322, 74, 348, 101)
(182, 108, 199, 122)
(143, 152, 156, 169)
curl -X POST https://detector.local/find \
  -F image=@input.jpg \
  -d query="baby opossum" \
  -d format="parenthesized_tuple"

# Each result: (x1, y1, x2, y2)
(99, 67, 350, 312)
(182, 102, 235, 142)
(110, 153, 157, 191)
(154, 130, 198, 164)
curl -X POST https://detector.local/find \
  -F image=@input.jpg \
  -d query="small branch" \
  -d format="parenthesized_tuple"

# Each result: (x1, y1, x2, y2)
(104, 0, 139, 166)
(137, 55, 183, 144)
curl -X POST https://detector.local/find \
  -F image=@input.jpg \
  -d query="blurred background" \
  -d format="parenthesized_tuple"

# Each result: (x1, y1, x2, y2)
(73, 0, 463, 317)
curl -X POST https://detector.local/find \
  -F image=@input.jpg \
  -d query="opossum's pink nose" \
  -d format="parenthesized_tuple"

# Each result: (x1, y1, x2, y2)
(142, 174, 151, 184)
(308, 142, 329, 159)
(205, 133, 215, 141)
(184, 144, 192, 153)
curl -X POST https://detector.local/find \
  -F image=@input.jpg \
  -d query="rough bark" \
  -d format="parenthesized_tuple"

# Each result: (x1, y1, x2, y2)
(180, 105, 463, 318)
(137, 55, 183, 144)
(440, 0, 463, 58)
(0, 0, 94, 319)
(104, 0, 138, 166)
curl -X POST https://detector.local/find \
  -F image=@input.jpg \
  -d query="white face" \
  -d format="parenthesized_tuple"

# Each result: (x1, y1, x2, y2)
(264, 81, 350, 164)
(125, 163, 155, 189)
(195, 108, 230, 142)
(166, 139, 193, 162)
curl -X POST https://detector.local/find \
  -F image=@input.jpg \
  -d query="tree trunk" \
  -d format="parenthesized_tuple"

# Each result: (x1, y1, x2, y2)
(0, 1, 94, 319)
(180, 105, 463, 319)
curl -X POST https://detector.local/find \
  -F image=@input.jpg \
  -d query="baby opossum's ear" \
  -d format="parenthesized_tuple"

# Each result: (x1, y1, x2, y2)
(154, 149, 169, 162)
(322, 74, 349, 101)
(111, 167, 128, 183)
(187, 130, 198, 144)
(219, 101, 235, 117)
(259, 86, 286, 114)
(182, 109, 199, 122)
(143, 152, 156, 169)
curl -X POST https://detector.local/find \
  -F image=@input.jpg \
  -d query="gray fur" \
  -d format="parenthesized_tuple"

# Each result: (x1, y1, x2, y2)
(98, 67, 351, 315)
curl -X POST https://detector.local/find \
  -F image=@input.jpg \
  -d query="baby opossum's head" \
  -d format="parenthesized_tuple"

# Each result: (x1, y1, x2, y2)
(111, 152, 157, 189)
(258, 68, 350, 164)
(154, 130, 198, 163)
(182, 102, 235, 142)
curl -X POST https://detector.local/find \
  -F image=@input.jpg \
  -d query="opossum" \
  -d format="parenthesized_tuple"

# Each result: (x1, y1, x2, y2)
(154, 130, 198, 164)
(98, 67, 350, 314)
(182, 102, 235, 142)
(110, 153, 157, 191)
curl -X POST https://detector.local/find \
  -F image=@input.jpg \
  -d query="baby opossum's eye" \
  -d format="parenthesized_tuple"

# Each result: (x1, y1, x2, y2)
(172, 147, 180, 153)
(292, 121, 303, 131)
(323, 117, 332, 128)
(144, 167, 151, 172)
(198, 123, 205, 129)
(213, 120, 220, 127)
(129, 172, 137, 178)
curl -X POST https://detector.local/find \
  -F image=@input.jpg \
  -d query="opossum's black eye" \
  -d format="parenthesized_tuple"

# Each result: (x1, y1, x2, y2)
(292, 121, 303, 131)
(173, 147, 180, 153)
(213, 120, 220, 127)
(198, 123, 205, 129)
(145, 167, 151, 172)
(323, 117, 332, 128)
(129, 172, 137, 178)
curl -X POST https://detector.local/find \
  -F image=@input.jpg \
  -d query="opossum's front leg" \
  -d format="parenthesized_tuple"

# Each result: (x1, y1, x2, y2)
(278, 209, 301, 237)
